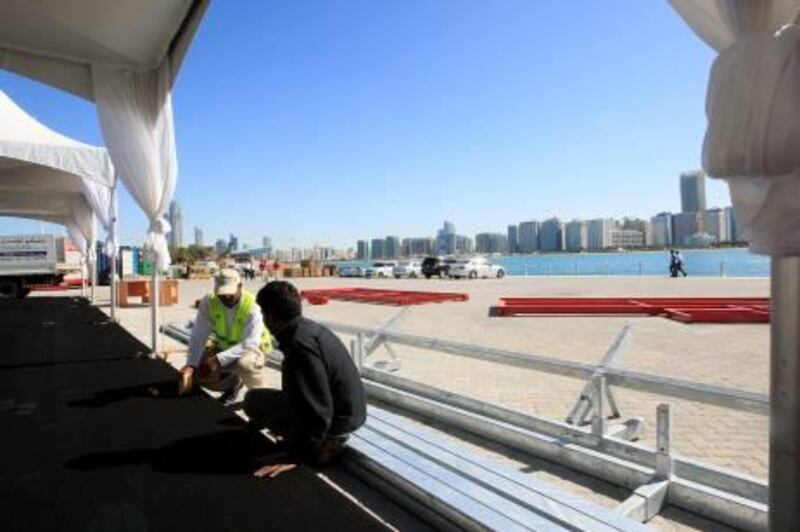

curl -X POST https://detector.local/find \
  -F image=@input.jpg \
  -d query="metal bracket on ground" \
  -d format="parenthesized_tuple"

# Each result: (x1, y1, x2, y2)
(360, 307, 410, 372)
(567, 325, 634, 436)
(614, 403, 673, 523)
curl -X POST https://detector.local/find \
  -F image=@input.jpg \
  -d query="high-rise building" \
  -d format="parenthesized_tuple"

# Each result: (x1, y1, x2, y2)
(587, 218, 613, 250)
(539, 218, 564, 252)
(518, 221, 540, 253)
(680, 171, 706, 213)
(650, 212, 673, 247)
(621, 218, 652, 246)
(475, 233, 508, 254)
(507, 225, 519, 254)
(611, 229, 645, 248)
(724, 206, 740, 242)
(403, 238, 435, 257)
(370, 238, 385, 260)
(436, 220, 457, 255)
(228, 233, 239, 252)
(167, 200, 183, 248)
(564, 220, 588, 251)
(455, 235, 473, 255)
(385, 236, 400, 259)
(703, 208, 727, 243)
(672, 211, 703, 246)
(194, 226, 203, 247)
(215, 239, 227, 255)
(357, 240, 370, 260)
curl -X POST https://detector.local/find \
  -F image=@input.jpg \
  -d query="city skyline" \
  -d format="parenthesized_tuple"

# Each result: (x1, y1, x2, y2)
(0, 2, 730, 249)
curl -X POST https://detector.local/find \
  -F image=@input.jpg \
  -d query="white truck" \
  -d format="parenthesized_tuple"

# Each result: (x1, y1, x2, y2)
(0, 234, 64, 298)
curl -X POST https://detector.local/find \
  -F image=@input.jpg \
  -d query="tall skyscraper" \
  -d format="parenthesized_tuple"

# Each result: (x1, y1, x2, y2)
(587, 219, 613, 250)
(539, 218, 564, 252)
(215, 239, 227, 255)
(518, 221, 540, 253)
(703, 208, 727, 243)
(167, 200, 183, 248)
(436, 220, 457, 255)
(370, 238, 385, 260)
(194, 226, 203, 247)
(672, 211, 702, 246)
(650, 212, 673, 247)
(680, 171, 706, 213)
(228, 233, 239, 252)
(357, 240, 370, 260)
(385, 236, 400, 259)
(724, 206, 740, 242)
(402, 237, 435, 257)
(564, 220, 588, 251)
(475, 233, 508, 254)
(455, 235, 473, 255)
(507, 225, 519, 254)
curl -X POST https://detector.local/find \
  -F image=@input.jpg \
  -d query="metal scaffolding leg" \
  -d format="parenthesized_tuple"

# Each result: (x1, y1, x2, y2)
(769, 257, 800, 530)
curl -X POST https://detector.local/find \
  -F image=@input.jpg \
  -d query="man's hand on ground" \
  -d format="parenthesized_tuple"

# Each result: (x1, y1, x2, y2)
(253, 461, 297, 479)
(199, 355, 221, 376)
(177, 366, 194, 396)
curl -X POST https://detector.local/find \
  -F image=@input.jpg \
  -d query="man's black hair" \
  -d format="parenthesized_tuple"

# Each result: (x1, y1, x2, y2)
(257, 281, 302, 322)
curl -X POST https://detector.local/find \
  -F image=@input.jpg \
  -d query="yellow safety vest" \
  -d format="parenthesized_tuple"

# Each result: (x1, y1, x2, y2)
(207, 290, 273, 353)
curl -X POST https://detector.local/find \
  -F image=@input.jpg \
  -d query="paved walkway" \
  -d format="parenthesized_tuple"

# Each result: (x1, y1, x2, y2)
(96, 274, 769, 531)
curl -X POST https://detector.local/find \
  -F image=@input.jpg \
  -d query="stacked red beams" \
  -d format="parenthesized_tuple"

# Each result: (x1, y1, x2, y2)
(301, 288, 469, 306)
(496, 297, 770, 323)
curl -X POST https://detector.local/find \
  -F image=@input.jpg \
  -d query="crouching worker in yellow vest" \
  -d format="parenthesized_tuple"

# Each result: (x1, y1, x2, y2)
(178, 268, 273, 405)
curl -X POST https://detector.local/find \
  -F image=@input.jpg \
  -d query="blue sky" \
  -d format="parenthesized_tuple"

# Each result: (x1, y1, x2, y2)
(0, 1, 726, 249)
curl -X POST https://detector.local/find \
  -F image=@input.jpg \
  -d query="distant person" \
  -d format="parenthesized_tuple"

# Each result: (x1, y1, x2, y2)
(178, 268, 274, 405)
(669, 250, 678, 277)
(244, 281, 367, 478)
(674, 250, 687, 277)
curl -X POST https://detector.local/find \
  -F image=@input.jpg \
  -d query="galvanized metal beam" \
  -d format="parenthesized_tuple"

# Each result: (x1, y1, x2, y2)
(320, 321, 769, 415)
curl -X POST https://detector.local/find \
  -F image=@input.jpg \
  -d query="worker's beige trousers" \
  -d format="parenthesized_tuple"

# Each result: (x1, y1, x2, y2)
(196, 347, 266, 391)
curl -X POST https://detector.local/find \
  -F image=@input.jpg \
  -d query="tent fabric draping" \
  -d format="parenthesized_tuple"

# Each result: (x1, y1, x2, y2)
(93, 63, 177, 271)
(669, 0, 800, 256)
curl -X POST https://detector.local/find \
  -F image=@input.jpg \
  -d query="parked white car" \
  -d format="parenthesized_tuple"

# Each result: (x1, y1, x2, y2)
(393, 260, 422, 278)
(448, 257, 506, 279)
(364, 261, 398, 278)
(338, 265, 364, 277)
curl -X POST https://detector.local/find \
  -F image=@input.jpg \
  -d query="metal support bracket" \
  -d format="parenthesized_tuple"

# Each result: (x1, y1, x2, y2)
(567, 325, 632, 426)
(362, 307, 410, 372)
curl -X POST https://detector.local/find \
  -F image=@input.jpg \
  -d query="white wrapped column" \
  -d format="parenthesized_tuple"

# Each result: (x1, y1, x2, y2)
(93, 62, 178, 356)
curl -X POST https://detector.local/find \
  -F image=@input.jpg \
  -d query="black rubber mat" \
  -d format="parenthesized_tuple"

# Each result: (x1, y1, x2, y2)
(0, 298, 384, 531)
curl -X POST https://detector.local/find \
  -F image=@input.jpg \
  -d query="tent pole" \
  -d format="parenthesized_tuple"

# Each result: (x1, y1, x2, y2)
(151, 259, 160, 358)
(80, 253, 86, 298)
(109, 188, 118, 322)
(90, 247, 96, 304)
(110, 249, 117, 321)
(769, 256, 800, 529)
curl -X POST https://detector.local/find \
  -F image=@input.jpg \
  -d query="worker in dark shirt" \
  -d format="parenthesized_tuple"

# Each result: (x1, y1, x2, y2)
(244, 281, 367, 478)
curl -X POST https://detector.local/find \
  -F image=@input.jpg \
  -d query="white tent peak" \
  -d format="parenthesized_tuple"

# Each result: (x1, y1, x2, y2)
(0, 89, 114, 187)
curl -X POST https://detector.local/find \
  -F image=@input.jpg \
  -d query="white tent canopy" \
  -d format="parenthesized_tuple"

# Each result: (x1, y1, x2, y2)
(0, 89, 114, 256)
(0, 89, 114, 303)
(0, 0, 206, 101)
(0, 0, 209, 355)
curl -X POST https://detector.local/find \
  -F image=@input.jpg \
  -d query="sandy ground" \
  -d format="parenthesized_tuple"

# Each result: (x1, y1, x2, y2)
(74, 274, 768, 531)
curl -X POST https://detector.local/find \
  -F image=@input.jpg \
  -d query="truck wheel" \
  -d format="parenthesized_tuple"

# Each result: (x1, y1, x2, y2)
(0, 279, 21, 299)
(469, 271, 478, 279)
(425, 274, 432, 279)
(496, 269, 506, 279)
